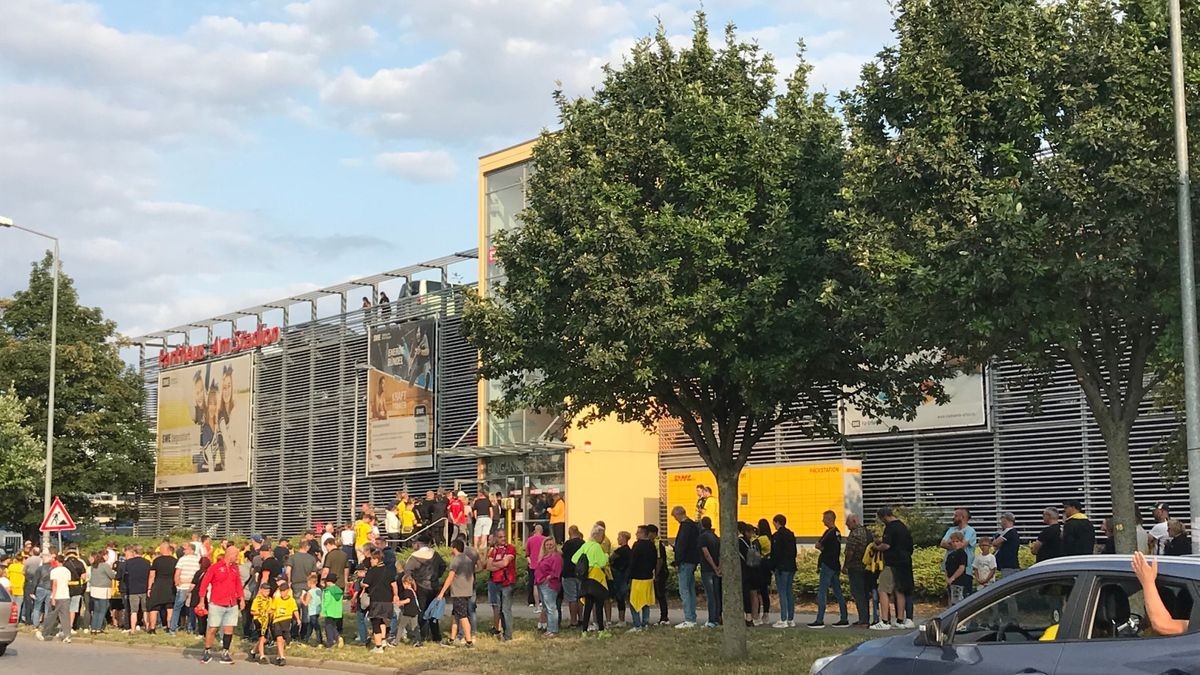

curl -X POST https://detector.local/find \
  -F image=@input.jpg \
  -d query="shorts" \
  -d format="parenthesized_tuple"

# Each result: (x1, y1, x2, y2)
(69, 595, 83, 613)
(268, 620, 293, 640)
(473, 517, 493, 537)
(368, 601, 393, 621)
(208, 603, 240, 628)
(878, 567, 895, 594)
(452, 597, 470, 619)
(561, 577, 581, 604)
(126, 593, 147, 617)
(891, 564, 914, 594)
(487, 581, 512, 606)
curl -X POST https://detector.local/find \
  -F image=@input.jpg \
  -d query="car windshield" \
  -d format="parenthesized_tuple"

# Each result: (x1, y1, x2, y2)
(0, 584, 10, 603)
(954, 578, 1076, 643)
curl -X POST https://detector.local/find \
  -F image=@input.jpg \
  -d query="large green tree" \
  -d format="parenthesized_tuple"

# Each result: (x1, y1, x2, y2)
(0, 387, 44, 532)
(0, 252, 153, 538)
(840, 0, 1200, 552)
(465, 16, 937, 657)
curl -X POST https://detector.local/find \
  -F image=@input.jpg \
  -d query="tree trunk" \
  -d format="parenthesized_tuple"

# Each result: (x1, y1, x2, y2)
(1100, 423, 1139, 553)
(715, 469, 748, 659)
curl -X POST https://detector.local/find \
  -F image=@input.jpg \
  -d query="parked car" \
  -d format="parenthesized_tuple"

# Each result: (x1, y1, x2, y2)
(811, 555, 1200, 674)
(0, 582, 17, 656)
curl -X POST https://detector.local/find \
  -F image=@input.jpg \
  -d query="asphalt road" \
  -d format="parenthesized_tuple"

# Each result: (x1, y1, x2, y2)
(2, 636, 351, 674)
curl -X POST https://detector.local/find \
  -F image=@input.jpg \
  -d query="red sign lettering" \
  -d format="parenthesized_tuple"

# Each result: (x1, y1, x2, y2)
(158, 325, 280, 369)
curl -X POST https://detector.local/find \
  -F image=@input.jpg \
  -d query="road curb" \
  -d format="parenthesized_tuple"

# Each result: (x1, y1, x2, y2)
(16, 631, 472, 675)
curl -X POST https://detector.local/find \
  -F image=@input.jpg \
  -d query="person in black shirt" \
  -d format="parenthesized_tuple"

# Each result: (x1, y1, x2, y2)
(361, 550, 398, 651)
(259, 548, 284, 589)
(647, 524, 670, 625)
(609, 532, 632, 625)
(990, 512, 1022, 580)
(671, 506, 701, 627)
(122, 546, 152, 632)
(770, 515, 798, 627)
(1061, 499, 1095, 556)
(1164, 520, 1192, 556)
(627, 526, 657, 631)
(875, 507, 914, 629)
(944, 532, 971, 605)
(810, 510, 848, 628)
(696, 516, 721, 627)
(1031, 507, 1063, 563)
(560, 526, 585, 628)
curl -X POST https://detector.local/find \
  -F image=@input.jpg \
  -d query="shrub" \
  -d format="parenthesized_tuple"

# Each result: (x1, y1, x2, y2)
(895, 503, 951, 548)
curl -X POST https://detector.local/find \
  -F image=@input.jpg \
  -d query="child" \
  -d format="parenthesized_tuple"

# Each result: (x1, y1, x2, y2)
(267, 582, 300, 666)
(973, 539, 998, 592)
(250, 583, 274, 663)
(319, 572, 344, 649)
(944, 532, 970, 605)
(397, 573, 421, 646)
(303, 572, 322, 643)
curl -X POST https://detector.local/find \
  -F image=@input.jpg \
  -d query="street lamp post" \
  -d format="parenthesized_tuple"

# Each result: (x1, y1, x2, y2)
(1168, 0, 1200, 552)
(1, 216, 60, 550)
(351, 362, 371, 521)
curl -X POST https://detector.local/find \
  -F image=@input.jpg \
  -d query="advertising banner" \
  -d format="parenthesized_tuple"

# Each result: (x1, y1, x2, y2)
(367, 319, 436, 473)
(155, 353, 253, 489)
(841, 366, 988, 436)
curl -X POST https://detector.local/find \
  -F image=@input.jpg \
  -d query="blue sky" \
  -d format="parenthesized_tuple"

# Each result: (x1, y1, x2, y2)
(0, 0, 896, 338)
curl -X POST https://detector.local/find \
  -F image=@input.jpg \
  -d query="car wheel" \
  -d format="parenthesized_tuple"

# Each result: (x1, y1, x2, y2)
(0, 643, 7, 656)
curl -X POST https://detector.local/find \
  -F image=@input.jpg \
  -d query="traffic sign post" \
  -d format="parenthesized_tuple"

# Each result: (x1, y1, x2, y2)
(40, 496, 76, 533)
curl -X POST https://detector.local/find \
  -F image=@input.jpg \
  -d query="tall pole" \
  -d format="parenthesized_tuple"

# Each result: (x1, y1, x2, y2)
(1, 217, 59, 550)
(352, 373, 359, 519)
(44, 240, 59, 551)
(1169, 0, 1200, 553)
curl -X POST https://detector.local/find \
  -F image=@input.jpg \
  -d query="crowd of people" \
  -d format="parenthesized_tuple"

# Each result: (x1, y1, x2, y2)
(0, 490, 1191, 664)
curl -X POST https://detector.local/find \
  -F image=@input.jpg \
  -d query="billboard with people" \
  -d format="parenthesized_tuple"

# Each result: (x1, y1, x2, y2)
(155, 353, 254, 489)
(367, 319, 437, 473)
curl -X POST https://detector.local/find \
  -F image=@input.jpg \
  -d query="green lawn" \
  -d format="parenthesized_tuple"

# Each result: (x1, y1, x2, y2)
(32, 617, 869, 674)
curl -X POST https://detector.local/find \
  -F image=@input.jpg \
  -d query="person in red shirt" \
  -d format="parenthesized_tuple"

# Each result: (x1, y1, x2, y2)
(449, 491, 469, 542)
(196, 546, 246, 664)
(485, 532, 517, 641)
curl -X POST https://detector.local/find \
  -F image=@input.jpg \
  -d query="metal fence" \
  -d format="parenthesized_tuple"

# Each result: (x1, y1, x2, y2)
(660, 359, 1182, 535)
(136, 287, 479, 537)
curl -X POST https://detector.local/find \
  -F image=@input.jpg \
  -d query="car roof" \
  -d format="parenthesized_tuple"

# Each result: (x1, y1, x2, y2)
(1031, 554, 1200, 580)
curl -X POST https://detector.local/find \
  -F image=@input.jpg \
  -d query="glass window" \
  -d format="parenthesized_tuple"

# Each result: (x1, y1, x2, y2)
(1085, 576, 1194, 639)
(954, 577, 1077, 643)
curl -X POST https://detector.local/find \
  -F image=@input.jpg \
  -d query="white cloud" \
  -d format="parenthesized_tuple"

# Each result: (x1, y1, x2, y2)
(374, 150, 458, 181)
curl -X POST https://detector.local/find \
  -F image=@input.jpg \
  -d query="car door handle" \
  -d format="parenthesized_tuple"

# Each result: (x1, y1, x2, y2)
(1015, 670, 1048, 675)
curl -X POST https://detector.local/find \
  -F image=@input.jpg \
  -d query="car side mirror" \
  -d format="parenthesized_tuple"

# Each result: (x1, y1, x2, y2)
(924, 617, 948, 647)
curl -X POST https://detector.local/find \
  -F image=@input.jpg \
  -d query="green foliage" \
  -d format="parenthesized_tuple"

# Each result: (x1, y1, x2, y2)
(0, 253, 153, 535)
(838, 0, 1200, 553)
(0, 387, 44, 530)
(895, 503, 950, 548)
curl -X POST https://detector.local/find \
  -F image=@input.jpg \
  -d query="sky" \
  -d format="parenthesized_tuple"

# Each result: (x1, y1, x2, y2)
(0, 0, 896, 340)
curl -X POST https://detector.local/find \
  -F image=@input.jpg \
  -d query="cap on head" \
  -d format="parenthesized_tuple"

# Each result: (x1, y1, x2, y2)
(1064, 499, 1084, 511)
(250, 534, 264, 544)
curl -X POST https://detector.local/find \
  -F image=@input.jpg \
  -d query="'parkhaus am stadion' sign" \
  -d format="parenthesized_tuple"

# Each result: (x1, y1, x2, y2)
(157, 325, 281, 369)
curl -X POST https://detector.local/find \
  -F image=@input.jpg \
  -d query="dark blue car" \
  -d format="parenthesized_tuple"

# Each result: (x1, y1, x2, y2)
(811, 555, 1200, 674)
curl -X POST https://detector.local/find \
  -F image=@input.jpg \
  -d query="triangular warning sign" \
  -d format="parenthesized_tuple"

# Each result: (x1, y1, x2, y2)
(39, 496, 77, 532)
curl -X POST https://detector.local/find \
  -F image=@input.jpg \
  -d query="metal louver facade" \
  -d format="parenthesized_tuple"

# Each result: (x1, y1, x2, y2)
(136, 287, 479, 537)
(659, 360, 1183, 534)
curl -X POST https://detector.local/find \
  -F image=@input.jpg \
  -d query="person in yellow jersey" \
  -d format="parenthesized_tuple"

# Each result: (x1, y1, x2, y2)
(6, 555, 25, 620)
(354, 512, 374, 560)
(400, 497, 417, 544)
(267, 582, 300, 666)
(250, 583, 274, 663)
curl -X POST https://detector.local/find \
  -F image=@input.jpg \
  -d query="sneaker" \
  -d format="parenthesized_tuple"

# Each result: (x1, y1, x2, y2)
(219, 652, 234, 665)
(372, 647, 384, 654)
(889, 620, 900, 629)
(902, 619, 916, 629)
(703, 621, 718, 628)
(62, 636, 72, 644)
(336, 637, 344, 648)
(852, 621, 871, 628)
(832, 620, 851, 628)
(807, 621, 825, 629)
(657, 620, 670, 626)
(412, 641, 424, 648)
(596, 630, 612, 639)
(627, 627, 641, 634)
(34, 630, 45, 641)
(788, 620, 796, 627)
(869, 621, 892, 631)
(260, 655, 270, 664)
(200, 651, 213, 664)
(772, 620, 789, 629)
(276, 658, 286, 667)
(464, 640, 474, 648)
(674, 621, 696, 629)
(753, 619, 764, 626)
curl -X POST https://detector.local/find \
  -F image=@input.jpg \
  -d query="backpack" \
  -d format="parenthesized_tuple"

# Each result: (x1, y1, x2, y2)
(745, 539, 763, 568)
(575, 552, 590, 579)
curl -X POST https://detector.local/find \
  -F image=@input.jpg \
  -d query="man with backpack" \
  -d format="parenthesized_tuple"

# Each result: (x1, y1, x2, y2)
(842, 513, 873, 627)
(403, 535, 444, 644)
